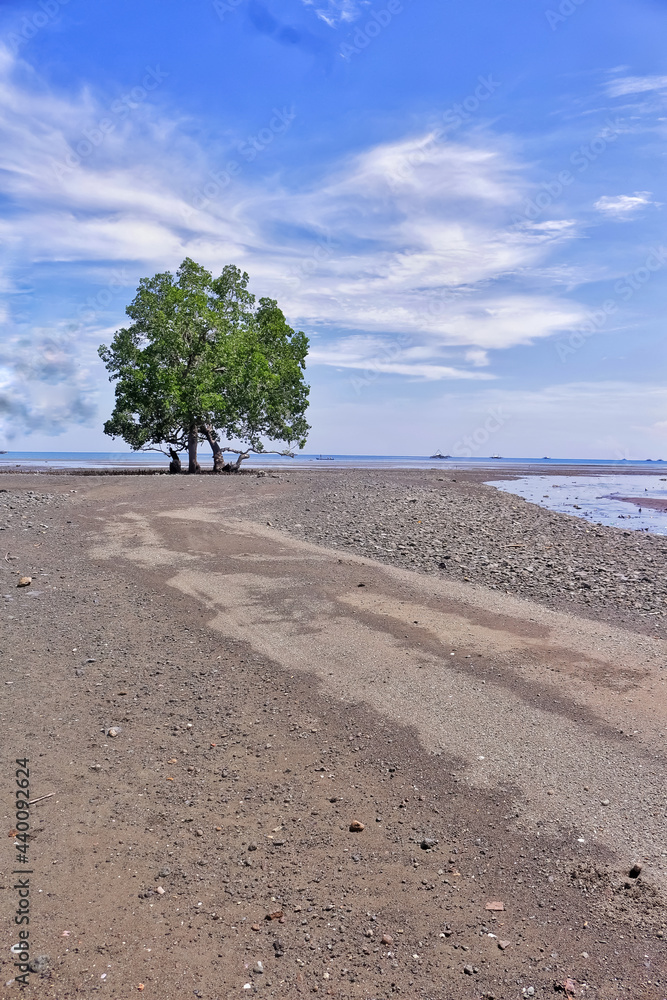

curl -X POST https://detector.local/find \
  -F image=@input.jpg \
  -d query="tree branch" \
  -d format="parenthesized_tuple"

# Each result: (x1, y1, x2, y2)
(138, 443, 186, 457)
(219, 446, 295, 458)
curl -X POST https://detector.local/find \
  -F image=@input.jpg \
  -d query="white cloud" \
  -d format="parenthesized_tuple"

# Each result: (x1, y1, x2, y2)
(0, 324, 99, 442)
(0, 42, 594, 422)
(307, 335, 496, 380)
(594, 192, 657, 219)
(301, 0, 369, 27)
(465, 349, 489, 367)
(606, 75, 667, 98)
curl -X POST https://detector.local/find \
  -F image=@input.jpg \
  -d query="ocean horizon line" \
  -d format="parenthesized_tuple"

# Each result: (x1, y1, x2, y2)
(1, 450, 666, 469)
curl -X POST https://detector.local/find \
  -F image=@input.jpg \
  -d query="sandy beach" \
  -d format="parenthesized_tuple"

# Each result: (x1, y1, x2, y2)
(1, 469, 665, 998)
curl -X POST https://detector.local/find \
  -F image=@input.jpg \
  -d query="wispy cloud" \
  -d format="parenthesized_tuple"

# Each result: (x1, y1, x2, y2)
(308, 335, 496, 380)
(300, 0, 369, 27)
(0, 42, 595, 419)
(594, 191, 658, 220)
(605, 74, 667, 98)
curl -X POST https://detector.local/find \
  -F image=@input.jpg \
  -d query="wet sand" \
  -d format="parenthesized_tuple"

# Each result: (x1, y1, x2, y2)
(612, 495, 667, 512)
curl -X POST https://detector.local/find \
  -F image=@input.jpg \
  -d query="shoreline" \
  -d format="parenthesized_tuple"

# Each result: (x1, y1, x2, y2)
(1, 458, 666, 474)
(611, 495, 667, 512)
(1, 460, 667, 482)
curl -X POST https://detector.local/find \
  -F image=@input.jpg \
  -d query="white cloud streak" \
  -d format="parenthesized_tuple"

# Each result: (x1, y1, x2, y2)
(594, 191, 657, 219)
(300, 0, 369, 27)
(308, 335, 496, 380)
(605, 74, 667, 98)
(0, 42, 592, 418)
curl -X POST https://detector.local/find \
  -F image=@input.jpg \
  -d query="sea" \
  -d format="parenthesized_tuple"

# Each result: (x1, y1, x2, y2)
(2, 452, 667, 536)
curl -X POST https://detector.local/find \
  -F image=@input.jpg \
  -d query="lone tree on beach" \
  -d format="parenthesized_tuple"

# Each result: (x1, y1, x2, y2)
(98, 258, 310, 473)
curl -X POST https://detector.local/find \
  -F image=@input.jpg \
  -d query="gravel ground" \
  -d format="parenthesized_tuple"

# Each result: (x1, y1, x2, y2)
(257, 470, 667, 636)
(1, 473, 665, 998)
(0, 487, 69, 529)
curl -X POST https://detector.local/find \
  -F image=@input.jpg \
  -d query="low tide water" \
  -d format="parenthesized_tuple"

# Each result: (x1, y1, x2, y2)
(489, 474, 667, 536)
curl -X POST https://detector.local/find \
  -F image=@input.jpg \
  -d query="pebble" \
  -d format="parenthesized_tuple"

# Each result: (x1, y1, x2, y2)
(381, 933, 393, 945)
(463, 964, 474, 975)
(259, 474, 667, 625)
(107, 726, 121, 738)
(17, 577, 32, 587)
(349, 820, 365, 832)
(28, 955, 50, 974)
(629, 862, 642, 878)
(420, 837, 438, 850)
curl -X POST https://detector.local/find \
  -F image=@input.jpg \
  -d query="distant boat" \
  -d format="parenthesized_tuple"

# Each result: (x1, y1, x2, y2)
(0, 450, 6, 454)
(491, 454, 502, 459)
(542, 456, 550, 460)
(429, 450, 451, 459)
(315, 455, 334, 461)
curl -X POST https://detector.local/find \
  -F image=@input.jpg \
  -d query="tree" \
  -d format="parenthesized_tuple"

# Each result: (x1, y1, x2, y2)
(98, 258, 310, 473)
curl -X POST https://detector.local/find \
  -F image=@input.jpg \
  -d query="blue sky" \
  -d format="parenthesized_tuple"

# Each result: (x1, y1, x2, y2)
(0, 0, 666, 458)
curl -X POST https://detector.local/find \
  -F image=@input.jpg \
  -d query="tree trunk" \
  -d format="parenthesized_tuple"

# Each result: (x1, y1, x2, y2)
(168, 447, 182, 474)
(187, 426, 201, 474)
(202, 425, 225, 473)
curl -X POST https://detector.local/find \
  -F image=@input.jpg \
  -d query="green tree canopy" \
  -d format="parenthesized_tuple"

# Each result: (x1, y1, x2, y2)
(98, 258, 310, 473)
